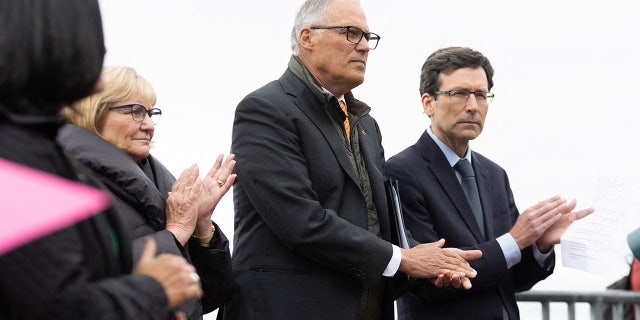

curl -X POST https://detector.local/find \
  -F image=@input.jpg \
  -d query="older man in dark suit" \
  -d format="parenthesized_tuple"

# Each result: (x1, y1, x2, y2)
(386, 47, 593, 320)
(221, 1, 482, 319)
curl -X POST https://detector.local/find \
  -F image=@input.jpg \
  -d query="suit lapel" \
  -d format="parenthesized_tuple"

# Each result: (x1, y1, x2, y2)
(418, 132, 486, 242)
(278, 71, 361, 188)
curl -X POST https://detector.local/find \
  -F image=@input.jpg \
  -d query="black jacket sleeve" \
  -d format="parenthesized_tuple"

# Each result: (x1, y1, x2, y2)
(187, 222, 233, 313)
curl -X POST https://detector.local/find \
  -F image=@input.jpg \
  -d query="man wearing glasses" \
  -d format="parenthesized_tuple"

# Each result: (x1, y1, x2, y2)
(221, 2, 482, 320)
(386, 47, 593, 319)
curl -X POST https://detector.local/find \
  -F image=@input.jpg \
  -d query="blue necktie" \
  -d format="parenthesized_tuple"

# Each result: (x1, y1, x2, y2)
(454, 159, 485, 239)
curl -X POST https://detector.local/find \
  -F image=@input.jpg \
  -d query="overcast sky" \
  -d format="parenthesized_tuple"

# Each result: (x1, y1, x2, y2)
(99, 1, 640, 318)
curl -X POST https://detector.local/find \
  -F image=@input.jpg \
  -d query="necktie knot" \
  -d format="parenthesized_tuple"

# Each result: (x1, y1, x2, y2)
(338, 100, 348, 117)
(454, 159, 474, 178)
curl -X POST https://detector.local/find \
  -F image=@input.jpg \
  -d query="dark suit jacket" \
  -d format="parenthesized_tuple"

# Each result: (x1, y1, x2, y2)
(386, 130, 554, 320)
(222, 67, 396, 319)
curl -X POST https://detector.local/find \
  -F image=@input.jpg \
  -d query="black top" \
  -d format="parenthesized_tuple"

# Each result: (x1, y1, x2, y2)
(0, 112, 169, 320)
(58, 124, 233, 319)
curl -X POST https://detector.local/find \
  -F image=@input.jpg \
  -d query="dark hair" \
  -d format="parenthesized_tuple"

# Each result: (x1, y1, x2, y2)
(419, 47, 494, 96)
(0, 0, 105, 116)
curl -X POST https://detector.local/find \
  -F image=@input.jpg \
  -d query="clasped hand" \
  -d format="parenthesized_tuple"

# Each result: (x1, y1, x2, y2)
(399, 239, 482, 290)
(509, 196, 594, 252)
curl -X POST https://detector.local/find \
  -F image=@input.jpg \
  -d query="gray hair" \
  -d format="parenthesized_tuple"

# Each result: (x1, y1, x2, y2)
(290, 0, 331, 55)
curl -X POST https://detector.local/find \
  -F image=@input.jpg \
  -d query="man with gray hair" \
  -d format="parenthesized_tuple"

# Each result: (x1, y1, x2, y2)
(221, 2, 481, 319)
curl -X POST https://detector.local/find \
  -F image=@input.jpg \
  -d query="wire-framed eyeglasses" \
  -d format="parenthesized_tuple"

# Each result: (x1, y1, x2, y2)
(434, 89, 495, 105)
(309, 25, 381, 50)
(109, 104, 162, 124)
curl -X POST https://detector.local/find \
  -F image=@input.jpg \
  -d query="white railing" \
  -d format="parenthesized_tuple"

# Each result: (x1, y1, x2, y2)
(516, 290, 640, 320)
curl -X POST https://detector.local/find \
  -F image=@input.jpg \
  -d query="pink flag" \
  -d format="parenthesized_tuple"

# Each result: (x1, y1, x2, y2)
(0, 158, 110, 255)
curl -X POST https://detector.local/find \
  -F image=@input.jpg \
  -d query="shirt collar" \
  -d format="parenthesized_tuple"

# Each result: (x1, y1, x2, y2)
(427, 126, 472, 168)
(321, 87, 345, 104)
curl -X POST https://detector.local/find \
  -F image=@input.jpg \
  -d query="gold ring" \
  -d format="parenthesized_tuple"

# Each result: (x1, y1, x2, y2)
(216, 179, 225, 187)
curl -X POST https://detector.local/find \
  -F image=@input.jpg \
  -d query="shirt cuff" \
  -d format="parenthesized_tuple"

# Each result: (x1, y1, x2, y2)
(532, 241, 554, 269)
(383, 245, 402, 277)
(497, 233, 521, 269)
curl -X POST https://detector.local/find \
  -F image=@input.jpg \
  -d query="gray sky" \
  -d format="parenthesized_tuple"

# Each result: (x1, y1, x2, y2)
(99, 1, 640, 318)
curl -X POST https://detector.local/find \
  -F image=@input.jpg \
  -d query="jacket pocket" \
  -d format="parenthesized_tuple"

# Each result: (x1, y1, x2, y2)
(249, 265, 311, 276)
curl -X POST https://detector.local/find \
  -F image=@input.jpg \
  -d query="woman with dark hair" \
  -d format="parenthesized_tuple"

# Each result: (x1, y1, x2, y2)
(0, 0, 203, 319)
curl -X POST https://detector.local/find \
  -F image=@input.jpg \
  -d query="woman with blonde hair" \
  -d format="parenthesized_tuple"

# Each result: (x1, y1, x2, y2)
(59, 66, 234, 319)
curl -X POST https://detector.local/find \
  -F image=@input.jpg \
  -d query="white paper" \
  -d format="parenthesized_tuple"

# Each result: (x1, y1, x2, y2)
(561, 176, 640, 274)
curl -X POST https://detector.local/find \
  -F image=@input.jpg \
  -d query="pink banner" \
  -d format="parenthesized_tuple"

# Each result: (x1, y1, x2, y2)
(0, 158, 110, 255)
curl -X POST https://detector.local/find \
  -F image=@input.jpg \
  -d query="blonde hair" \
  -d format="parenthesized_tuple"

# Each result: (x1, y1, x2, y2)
(64, 66, 156, 136)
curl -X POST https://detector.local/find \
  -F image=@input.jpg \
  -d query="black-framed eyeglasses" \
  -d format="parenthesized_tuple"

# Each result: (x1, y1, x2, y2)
(109, 104, 162, 124)
(309, 25, 380, 50)
(434, 89, 495, 105)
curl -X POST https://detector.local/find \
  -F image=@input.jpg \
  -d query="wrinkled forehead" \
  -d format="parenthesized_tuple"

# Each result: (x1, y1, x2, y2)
(323, 0, 368, 30)
(437, 67, 489, 90)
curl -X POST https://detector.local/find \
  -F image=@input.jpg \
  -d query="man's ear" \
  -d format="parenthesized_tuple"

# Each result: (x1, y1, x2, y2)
(299, 27, 314, 50)
(422, 93, 435, 117)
